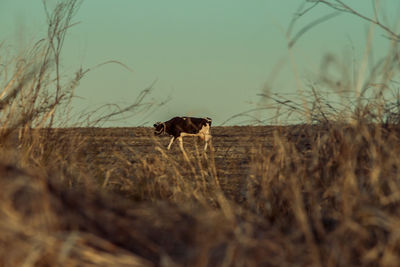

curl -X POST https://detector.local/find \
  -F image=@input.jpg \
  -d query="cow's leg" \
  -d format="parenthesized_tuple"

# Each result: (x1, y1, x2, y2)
(204, 134, 211, 151)
(178, 136, 190, 161)
(167, 137, 175, 150)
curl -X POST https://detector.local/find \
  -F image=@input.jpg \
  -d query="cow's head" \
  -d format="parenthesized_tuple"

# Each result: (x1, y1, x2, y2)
(153, 122, 165, 135)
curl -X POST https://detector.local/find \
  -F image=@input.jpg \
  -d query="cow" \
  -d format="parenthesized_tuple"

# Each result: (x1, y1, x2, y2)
(153, 117, 212, 158)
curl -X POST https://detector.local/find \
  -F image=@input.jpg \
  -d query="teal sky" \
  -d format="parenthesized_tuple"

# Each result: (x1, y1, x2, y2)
(1, 1, 399, 126)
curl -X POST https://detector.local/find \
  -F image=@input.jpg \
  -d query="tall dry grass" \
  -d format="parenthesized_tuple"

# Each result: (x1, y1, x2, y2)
(2, 0, 400, 266)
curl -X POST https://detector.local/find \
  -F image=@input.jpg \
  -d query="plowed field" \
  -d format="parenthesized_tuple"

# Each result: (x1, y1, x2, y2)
(54, 126, 288, 201)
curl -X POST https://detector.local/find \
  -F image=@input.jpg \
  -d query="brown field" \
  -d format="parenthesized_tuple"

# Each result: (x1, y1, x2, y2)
(76, 126, 276, 201)
(4, 121, 400, 267)
(1, 124, 329, 266)
(7, 125, 400, 266)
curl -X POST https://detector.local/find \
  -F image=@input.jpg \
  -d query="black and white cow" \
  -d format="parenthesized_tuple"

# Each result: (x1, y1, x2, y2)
(154, 116, 212, 152)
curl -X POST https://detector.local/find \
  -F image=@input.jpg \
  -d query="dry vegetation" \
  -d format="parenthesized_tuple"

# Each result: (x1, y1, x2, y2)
(2, 0, 400, 266)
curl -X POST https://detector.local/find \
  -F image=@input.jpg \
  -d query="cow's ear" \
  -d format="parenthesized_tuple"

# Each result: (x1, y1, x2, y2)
(153, 124, 157, 127)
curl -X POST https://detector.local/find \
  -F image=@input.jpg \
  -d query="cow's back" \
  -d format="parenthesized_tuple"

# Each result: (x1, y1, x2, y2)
(166, 117, 210, 136)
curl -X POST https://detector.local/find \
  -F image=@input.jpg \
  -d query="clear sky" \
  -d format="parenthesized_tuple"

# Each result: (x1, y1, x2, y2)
(0, 1, 399, 126)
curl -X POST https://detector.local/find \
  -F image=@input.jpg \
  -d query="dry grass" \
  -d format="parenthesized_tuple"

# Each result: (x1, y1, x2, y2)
(3, 123, 400, 266)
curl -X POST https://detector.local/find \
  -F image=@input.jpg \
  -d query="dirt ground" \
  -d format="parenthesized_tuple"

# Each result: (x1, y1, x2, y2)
(56, 126, 283, 200)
